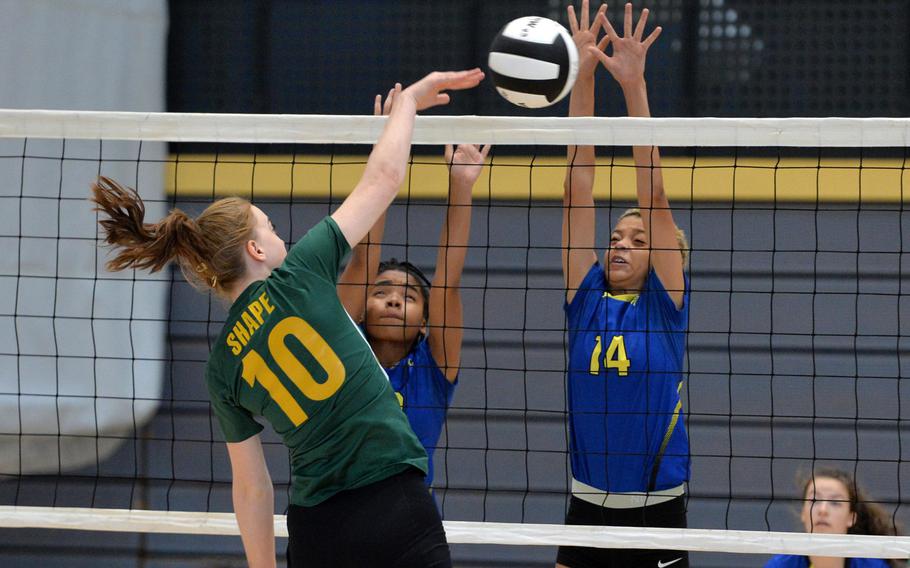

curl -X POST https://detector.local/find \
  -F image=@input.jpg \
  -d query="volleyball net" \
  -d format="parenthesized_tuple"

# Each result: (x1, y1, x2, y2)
(1, 110, 909, 566)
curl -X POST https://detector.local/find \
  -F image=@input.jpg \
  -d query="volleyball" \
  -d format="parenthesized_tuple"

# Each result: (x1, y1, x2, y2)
(487, 16, 579, 108)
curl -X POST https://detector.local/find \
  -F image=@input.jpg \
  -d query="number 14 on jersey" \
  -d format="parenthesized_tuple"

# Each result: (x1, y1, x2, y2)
(589, 335, 630, 376)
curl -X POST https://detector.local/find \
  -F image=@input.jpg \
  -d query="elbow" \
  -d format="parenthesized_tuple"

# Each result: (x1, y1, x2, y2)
(371, 163, 406, 193)
(233, 473, 273, 502)
(235, 483, 273, 508)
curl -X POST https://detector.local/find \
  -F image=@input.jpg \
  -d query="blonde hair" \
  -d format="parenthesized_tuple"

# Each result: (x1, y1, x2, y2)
(617, 208, 689, 268)
(91, 176, 255, 297)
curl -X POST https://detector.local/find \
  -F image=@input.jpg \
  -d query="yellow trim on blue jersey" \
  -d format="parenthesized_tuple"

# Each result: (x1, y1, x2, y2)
(656, 382, 685, 466)
(602, 291, 639, 303)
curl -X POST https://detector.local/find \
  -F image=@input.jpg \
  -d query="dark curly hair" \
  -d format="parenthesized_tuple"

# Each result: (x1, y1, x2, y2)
(800, 468, 902, 568)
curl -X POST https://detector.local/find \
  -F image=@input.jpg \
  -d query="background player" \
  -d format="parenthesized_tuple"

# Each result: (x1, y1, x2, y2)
(764, 468, 900, 568)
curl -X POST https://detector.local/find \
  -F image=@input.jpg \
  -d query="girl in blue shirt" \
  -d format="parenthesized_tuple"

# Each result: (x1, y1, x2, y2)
(765, 468, 901, 568)
(557, 3, 691, 567)
(338, 93, 489, 486)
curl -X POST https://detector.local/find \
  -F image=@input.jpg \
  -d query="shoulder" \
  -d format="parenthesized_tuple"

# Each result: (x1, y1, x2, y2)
(205, 345, 224, 381)
(566, 263, 606, 312)
(410, 335, 440, 368)
(579, 262, 605, 290)
(639, 268, 690, 324)
(644, 268, 690, 297)
(205, 344, 233, 394)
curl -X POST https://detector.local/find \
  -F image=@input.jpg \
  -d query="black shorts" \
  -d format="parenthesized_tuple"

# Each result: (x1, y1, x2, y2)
(286, 467, 451, 568)
(556, 495, 689, 568)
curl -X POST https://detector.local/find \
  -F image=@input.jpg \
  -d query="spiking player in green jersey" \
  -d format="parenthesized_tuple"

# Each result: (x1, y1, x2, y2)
(92, 68, 484, 568)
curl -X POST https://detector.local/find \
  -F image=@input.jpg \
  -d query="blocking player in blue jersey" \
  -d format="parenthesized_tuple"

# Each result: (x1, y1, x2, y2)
(338, 91, 489, 487)
(557, 3, 691, 567)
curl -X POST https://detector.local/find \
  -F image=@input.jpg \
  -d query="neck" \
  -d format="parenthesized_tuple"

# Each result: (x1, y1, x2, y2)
(228, 266, 273, 302)
(369, 337, 411, 368)
(608, 286, 641, 296)
(227, 277, 255, 303)
(607, 273, 645, 296)
(809, 556, 846, 568)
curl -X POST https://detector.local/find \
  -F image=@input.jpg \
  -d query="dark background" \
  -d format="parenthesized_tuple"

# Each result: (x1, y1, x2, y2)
(168, 0, 909, 119)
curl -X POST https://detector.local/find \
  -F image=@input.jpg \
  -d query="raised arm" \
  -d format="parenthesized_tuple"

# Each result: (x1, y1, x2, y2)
(338, 91, 395, 319)
(592, 3, 684, 307)
(562, 0, 606, 304)
(428, 143, 490, 381)
(227, 435, 276, 568)
(331, 69, 485, 248)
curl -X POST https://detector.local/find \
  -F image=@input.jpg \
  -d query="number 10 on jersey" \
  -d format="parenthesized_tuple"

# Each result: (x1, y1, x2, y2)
(240, 316, 346, 426)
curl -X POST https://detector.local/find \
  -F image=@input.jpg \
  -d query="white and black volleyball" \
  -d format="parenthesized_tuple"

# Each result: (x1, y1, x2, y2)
(488, 16, 579, 109)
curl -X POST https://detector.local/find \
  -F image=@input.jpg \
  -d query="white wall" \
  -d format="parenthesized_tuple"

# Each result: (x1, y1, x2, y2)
(0, 0, 169, 474)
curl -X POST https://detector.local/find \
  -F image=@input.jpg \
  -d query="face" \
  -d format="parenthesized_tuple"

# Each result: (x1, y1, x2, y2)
(249, 206, 287, 270)
(364, 269, 426, 344)
(801, 476, 856, 535)
(603, 215, 651, 293)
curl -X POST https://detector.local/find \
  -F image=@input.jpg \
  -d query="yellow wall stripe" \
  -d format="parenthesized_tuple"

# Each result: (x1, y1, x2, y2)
(166, 154, 909, 202)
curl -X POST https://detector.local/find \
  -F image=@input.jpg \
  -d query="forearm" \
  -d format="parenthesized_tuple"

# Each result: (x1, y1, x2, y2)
(621, 79, 667, 206)
(563, 75, 597, 293)
(435, 180, 472, 288)
(360, 95, 418, 202)
(233, 481, 276, 568)
(566, 75, 596, 172)
(333, 96, 417, 247)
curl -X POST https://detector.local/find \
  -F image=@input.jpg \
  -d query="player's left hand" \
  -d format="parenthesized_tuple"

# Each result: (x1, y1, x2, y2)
(589, 2, 661, 88)
(402, 69, 485, 111)
(445, 144, 491, 188)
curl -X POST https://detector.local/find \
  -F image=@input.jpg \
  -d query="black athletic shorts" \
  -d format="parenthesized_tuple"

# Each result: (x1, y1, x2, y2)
(556, 494, 689, 568)
(286, 467, 451, 568)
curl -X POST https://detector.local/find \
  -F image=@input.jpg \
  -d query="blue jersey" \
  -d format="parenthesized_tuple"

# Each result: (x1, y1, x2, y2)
(384, 335, 457, 486)
(765, 555, 890, 568)
(565, 264, 690, 493)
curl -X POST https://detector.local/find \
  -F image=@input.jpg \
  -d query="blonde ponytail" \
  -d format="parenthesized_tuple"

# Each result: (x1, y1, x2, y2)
(91, 176, 255, 296)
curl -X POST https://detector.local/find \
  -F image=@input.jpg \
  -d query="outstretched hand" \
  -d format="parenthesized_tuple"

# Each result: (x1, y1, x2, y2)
(374, 86, 396, 117)
(401, 69, 485, 111)
(445, 144, 491, 188)
(567, 0, 607, 79)
(589, 2, 661, 88)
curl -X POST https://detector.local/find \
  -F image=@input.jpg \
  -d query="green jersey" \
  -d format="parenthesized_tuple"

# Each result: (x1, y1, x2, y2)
(205, 217, 427, 506)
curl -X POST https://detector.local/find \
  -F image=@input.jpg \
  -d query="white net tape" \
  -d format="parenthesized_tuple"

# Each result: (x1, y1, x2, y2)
(0, 507, 907, 558)
(1, 109, 909, 147)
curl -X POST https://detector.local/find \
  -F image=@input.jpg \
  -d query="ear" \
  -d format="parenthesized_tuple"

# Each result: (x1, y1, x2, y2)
(848, 511, 856, 529)
(245, 239, 265, 261)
